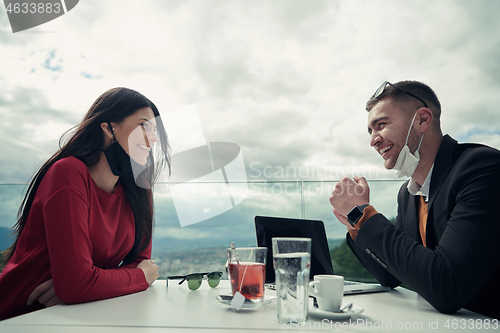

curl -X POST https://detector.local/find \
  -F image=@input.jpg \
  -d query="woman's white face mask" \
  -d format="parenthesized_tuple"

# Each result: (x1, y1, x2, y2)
(393, 112, 424, 178)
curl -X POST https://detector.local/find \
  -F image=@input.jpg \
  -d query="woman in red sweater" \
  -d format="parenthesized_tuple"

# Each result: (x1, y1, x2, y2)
(0, 87, 171, 320)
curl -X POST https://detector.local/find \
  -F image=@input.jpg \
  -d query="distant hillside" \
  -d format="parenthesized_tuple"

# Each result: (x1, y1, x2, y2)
(0, 227, 13, 251)
(153, 236, 256, 252)
(0, 226, 345, 254)
(152, 236, 345, 253)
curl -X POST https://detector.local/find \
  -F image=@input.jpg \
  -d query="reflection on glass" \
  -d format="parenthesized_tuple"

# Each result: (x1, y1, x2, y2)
(0, 180, 403, 281)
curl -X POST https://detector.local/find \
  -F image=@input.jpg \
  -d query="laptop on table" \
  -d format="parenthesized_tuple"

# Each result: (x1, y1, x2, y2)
(255, 215, 390, 295)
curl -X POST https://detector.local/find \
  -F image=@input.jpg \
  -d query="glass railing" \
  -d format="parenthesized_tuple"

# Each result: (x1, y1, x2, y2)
(0, 180, 405, 282)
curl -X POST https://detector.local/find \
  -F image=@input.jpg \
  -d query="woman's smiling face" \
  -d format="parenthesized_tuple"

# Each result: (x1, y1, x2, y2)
(112, 107, 158, 165)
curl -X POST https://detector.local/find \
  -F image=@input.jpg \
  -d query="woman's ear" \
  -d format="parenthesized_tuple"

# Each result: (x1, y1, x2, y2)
(101, 122, 114, 139)
(417, 108, 433, 133)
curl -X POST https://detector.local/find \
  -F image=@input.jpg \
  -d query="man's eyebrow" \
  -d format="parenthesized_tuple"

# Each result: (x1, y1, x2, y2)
(368, 116, 389, 133)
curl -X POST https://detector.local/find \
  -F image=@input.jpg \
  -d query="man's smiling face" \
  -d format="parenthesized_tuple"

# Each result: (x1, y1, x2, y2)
(367, 98, 421, 170)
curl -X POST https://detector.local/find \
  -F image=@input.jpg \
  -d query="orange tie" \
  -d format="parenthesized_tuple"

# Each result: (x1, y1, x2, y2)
(418, 196, 428, 247)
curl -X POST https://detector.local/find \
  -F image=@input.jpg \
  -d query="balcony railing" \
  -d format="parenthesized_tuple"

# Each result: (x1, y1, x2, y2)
(0, 179, 405, 281)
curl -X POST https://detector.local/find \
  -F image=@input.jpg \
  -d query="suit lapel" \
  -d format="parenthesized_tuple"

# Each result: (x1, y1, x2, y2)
(428, 135, 457, 210)
(404, 193, 421, 240)
(422, 135, 457, 248)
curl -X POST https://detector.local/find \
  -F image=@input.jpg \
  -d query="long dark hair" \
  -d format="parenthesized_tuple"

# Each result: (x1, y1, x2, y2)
(1, 87, 170, 267)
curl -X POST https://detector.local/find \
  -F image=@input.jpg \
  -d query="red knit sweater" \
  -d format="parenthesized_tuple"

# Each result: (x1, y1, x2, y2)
(0, 157, 150, 320)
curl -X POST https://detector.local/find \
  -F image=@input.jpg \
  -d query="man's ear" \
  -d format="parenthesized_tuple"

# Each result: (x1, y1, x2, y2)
(101, 122, 114, 139)
(417, 108, 433, 133)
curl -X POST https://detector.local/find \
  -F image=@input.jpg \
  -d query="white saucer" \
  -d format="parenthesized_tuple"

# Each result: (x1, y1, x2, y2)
(308, 304, 364, 320)
(216, 295, 276, 310)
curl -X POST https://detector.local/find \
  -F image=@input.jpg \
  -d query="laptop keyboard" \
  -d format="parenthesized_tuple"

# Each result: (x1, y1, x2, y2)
(344, 281, 361, 286)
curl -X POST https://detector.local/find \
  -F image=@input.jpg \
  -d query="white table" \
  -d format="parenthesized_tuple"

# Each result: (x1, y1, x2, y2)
(0, 280, 495, 332)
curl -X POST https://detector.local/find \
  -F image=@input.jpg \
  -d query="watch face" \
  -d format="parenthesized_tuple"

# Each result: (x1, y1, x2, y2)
(348, 207, 363, 226)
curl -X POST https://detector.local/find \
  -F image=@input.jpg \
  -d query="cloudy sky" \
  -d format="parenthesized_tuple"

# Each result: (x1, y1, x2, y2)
(1, 0, 499, 245)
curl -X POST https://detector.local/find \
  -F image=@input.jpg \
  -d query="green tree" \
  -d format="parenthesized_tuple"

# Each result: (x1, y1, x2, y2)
(330, 242, 376, 282)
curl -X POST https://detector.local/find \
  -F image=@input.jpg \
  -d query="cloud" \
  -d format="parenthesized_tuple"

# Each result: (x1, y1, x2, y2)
(0, 87, 77, 182)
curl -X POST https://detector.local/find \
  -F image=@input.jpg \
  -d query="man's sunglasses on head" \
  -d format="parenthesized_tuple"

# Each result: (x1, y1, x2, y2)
(372, 81, 428, 108)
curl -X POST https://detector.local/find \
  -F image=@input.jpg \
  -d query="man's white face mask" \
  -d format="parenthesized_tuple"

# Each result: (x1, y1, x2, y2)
(393, 111, 424, 178)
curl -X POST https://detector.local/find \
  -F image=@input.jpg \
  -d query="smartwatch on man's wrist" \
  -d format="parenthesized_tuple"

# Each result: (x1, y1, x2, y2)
(347, 204, 370, 227)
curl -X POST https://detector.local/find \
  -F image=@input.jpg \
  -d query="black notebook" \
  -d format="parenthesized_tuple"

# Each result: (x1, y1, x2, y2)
(255, 215, 391, 295)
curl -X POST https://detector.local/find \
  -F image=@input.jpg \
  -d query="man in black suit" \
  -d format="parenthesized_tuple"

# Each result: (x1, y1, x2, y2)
(329, 81, 500, 319)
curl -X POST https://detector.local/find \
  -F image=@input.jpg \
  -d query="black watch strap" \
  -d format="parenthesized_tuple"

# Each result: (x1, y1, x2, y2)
(347, 204, 370, 227)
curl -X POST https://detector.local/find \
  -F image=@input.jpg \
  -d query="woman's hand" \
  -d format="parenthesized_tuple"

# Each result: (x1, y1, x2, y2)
(137, 259, 159, 285)
(27, 279, 63, 307)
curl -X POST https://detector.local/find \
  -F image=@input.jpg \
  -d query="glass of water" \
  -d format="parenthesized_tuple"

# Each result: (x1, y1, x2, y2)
(272, 237, 311, 324)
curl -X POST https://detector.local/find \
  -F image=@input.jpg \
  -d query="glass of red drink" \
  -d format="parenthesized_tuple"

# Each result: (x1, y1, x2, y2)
(227, 247, 267, 302)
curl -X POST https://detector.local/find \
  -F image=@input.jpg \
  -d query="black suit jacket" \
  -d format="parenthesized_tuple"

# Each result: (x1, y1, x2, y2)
(347, 135, 500, 319)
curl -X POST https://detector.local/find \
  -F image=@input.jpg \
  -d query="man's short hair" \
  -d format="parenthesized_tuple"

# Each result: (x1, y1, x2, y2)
(366, 81, 441, 123)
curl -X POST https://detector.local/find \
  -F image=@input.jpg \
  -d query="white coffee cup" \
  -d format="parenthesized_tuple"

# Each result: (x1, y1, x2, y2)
(309, 275, 344, 311)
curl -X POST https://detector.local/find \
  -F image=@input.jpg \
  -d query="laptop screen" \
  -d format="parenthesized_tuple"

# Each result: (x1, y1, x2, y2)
(255, 216, 334, 283)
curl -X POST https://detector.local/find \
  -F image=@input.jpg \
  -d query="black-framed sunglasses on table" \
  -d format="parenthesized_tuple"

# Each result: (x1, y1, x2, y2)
(372, 81, 428, 108)
(167, 272, 223, 290)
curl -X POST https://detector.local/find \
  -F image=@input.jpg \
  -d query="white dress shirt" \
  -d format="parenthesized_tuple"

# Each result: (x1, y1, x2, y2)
(407, 165, 434, 202)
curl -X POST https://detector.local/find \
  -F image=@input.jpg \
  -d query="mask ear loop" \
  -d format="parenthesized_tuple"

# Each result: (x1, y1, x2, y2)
(405, 112, 425, 151)
(107, 121, 117, 142)
(101, 122, 117, 154)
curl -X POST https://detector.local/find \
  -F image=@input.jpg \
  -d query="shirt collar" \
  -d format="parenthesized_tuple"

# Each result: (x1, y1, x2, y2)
(407, 165, 434, 201)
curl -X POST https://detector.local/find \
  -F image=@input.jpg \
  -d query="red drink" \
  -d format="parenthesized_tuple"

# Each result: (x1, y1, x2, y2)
(228, 262, 266, 300)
